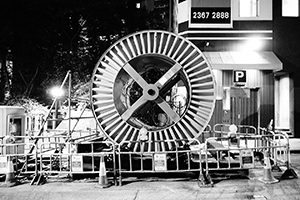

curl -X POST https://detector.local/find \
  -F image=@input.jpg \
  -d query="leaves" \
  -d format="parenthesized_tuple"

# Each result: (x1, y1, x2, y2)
(0, 0, 169, 104)
(6, 96, 48, 116)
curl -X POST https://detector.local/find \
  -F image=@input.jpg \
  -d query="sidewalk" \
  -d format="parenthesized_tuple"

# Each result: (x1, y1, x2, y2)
(0, 168, 299, 200)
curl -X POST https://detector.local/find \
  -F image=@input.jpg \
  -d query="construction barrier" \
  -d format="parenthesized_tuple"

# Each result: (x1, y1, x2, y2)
(25, 114, 47, 133)
(199, 125, 212, 143)
(199, 131, 292, 186)
(257, 127, 271, 144)
(0, 135, 69, 157)
(37, 141, 117, 185)
(117, 139, 203, 186)
(0, 127, 297, 187)
(213, 124, 257, 137)
(0, 143, 38, 186)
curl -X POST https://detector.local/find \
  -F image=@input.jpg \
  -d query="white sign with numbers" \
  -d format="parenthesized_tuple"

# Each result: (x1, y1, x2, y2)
(71, 155, 83, 172)
(154, 154, 167, 171)
(240, 149, 254, 168)
(0, 156, 7, 173)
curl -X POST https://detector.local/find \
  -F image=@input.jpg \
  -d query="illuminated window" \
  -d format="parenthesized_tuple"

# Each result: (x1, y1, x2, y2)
(282, 0, 299, 17)
(239, 0, 258, 17)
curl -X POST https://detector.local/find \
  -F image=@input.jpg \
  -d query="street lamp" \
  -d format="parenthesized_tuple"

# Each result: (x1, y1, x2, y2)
(50, 86, 65, 129)
(50, 86, 65, 99)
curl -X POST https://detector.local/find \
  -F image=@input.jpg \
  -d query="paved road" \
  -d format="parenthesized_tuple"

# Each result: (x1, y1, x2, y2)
(1, 154, 300, 200)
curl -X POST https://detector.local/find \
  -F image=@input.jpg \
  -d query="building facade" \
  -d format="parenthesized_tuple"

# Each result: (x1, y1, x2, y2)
(176, 0, 298, 136)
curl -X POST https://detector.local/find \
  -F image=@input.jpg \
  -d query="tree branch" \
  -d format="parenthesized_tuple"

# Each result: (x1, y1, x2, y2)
(22, 66, 39, 97)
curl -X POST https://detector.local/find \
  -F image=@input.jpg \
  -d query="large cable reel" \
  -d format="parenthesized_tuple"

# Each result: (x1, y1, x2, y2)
(91, 30, 216, 152)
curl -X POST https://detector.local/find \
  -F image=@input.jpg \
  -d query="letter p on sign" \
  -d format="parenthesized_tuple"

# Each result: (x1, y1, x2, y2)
(234, 70, 246, 83)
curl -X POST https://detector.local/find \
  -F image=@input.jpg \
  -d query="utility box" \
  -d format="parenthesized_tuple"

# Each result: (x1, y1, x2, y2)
(0, 106, 25, 155)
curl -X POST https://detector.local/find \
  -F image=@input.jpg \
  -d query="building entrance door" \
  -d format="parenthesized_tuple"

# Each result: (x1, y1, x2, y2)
(230, 88, 259, 128)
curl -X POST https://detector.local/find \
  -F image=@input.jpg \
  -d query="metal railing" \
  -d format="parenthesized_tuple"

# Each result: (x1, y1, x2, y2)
(37, 141, 117, 183)
(199, 131, 291, 186)
(0, 128, 296, 187)
(117, 139, 203, 186)
(0, 143, 38, 177)
(213, 124, 257, 137)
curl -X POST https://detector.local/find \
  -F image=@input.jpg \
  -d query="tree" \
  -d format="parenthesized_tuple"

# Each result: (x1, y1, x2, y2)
(0, 0, 168, 104)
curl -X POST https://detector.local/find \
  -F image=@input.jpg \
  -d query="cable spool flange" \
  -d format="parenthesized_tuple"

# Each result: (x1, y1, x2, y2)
(91, 30, 216, 152)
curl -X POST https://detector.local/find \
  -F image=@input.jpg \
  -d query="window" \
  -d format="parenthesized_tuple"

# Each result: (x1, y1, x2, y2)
(282, 0, 299, 17)
(239, 0, 258, 17)
(9, 118, 22, 137)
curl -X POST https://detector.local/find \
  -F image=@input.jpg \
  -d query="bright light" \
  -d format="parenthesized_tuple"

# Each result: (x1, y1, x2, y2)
(241, 38, 264, 51)
(50, 86, 65, 99)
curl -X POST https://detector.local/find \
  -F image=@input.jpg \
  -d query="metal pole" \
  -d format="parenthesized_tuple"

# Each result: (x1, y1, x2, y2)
(169, 0, 178, 33)
(68, 70, 72, 139)
(169, 0, 172, 32)
(173, 0, 178, 34)
(67, 70, 72, 173)
(53, 100, 58, 128)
